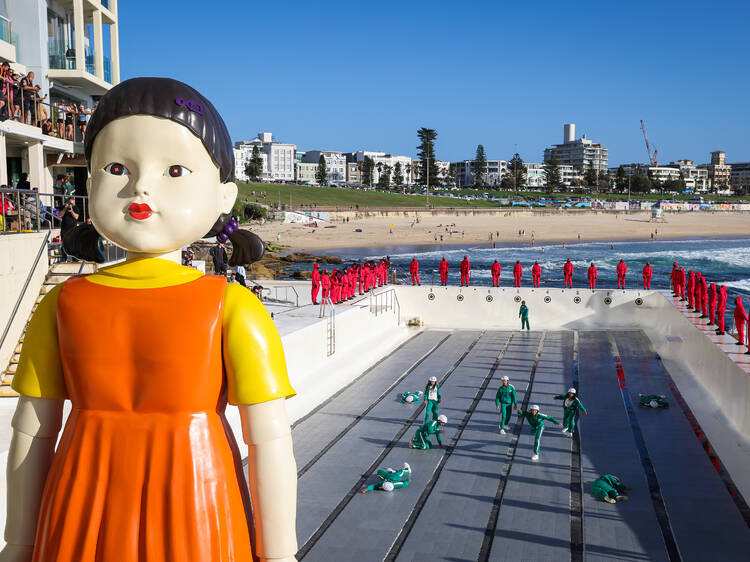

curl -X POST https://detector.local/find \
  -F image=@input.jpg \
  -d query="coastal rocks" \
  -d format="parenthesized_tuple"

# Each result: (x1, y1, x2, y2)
(280, 252, 342, 264)
(292, 269, 314, 280)
(249, 262, 277, 280)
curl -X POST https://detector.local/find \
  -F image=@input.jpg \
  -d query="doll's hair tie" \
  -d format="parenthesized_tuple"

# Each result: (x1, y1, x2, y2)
(217, 218, 239, 243)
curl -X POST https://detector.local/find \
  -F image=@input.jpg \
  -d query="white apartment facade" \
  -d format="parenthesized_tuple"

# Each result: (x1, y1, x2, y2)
(235, 132, 296, 182)
(301, 150, 346, 185)
(295, 162, 317, 184)
(525, 162, 577, 189)
(0, 0, 120, 192)
(233, 146, 267, 182)
(453, 160, 508, 187)
(346, 151, 414, 186)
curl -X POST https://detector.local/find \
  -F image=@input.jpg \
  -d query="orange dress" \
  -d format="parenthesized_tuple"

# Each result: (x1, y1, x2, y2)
(31, 275, 256, 561)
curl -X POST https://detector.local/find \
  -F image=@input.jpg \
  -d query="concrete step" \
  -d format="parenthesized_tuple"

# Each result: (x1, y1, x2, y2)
(0, 386, 19, 398)
(50, 262, 97, 275)
(5, 363, 17, 374)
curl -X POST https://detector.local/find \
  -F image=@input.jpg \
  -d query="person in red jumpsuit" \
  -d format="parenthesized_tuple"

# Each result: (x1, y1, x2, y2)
(563, 258, 574, 288)
(686, 270, 695, 309)
(321, 269, 331, 301)
(716, 286, 728, 335)
(331, 269, 341, 303)
(531, 261, 542, 288)
(439, 257, 449, 286)
(410, 257, 420, 286)
(460, 255, 471, 286)
(311, 263, 321, 304)
(708, 283, 717, 326)
(491, 260, 502, 287)
(642, 261, 653, 289)
(616, 259, 627, 288)
(700, 276, 709, 318)
(734, 297, 748, 347)
(587, 262, 597, 289)
(384, 257, 391, 285)
(677, 267, 686, 301)
(670, 262, 679, 296)
(513, 260, 523, 287)
(694, 273, 703, 315)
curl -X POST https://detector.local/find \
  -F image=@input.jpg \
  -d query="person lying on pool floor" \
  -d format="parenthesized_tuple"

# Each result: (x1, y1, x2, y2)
(592, 474, 631, 503)
(400, 391, 423, 404)
(410, 414, 447, 449)
(361, 463, 411, 493)
(639, 394, 669, 408)
(517, 405, 562, 461)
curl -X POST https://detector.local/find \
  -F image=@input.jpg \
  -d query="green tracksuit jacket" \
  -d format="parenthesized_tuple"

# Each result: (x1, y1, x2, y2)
(519, 304, 530, 330)
(401, 391, 423, 404)
(553, 394, 587, 432)
(495, 384, 518, 427)
(362, 467, 411, 492)
(639, 394, 669, 408)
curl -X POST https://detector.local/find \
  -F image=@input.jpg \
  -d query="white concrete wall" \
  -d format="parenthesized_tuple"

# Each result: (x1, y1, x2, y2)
(0, 233, 49, 370)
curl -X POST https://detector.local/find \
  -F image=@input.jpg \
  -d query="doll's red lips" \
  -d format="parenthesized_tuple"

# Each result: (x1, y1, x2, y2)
(128, 203, 152, 220)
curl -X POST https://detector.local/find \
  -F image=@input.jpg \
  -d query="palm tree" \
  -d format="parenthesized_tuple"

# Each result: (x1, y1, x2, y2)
(376, 162, 383, 189)
(405, 163, 412, 188)
(356, 161, 364, 188)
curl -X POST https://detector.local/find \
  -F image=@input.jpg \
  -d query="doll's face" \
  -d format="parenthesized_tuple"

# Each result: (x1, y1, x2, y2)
(88, 115, 237, 254)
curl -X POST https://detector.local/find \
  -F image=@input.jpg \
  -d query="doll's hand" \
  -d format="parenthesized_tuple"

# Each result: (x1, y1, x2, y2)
(0, 544, 33, 562)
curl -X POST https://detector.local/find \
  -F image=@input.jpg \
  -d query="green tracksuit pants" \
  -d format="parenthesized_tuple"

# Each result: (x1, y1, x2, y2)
(531, 425, 544, 454)
(521, 317, 530, 330)
(363, 480, 410, 492)
(592, 475, 627, 501)
(499, 404, 514, 427)
(411, 421, 442, 450)
(424, 399, 439, 423)
(563, 408, 577, 432)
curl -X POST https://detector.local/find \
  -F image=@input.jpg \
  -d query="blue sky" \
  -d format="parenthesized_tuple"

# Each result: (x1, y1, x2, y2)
(120, 0, 749, 166)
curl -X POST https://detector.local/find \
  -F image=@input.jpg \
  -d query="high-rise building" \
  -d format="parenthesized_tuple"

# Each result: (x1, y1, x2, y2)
(544, 123, 608, 172)
(0, 0, 120, 192)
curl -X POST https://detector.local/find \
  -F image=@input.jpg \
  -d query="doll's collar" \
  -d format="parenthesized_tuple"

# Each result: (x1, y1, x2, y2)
(86, 257, 203, 289)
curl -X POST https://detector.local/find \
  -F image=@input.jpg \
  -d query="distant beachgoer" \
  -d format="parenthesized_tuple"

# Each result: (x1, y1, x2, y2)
(610, 243, 614, 250)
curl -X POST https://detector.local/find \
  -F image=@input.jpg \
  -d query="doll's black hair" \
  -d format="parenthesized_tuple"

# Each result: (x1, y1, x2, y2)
(64, 77, 264, 265)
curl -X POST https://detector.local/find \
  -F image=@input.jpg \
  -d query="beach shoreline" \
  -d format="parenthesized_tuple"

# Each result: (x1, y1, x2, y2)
(247, 211, 750, 253)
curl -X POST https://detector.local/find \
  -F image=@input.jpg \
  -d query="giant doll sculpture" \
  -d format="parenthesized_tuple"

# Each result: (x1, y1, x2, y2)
(1, 78, 298, 562)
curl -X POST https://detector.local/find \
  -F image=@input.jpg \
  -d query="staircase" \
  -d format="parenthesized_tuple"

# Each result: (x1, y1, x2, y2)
(0, 262, 97, 397)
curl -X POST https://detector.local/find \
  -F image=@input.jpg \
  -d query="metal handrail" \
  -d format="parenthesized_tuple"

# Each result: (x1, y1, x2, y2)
(0, 230, 49, 353)
(1, 188, 89, 235)
(262, 285, 299, 307)
(369, 288, 401, 325)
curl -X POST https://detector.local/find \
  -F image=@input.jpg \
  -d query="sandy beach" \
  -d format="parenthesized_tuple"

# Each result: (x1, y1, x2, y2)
(249, 211, 750, 252)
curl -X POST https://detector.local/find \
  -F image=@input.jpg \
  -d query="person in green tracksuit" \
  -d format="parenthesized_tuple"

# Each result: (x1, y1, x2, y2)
(401, 391, 423, 404)
(495, 375, 519, 434)
(517, 405, 561, 461)
(591, 474, 631, 503)
(361, 463, 412, 493)
(410, 414, 447, 450)
(519, 300, 530, 330)
(639, 394, 669, 408)
(424, 376, 441, 422)
(553, 387, 588, 436)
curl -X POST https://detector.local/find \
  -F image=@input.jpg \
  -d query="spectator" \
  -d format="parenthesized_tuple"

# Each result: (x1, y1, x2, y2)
(1, 189, 15, 231)
(59, 196, 80, 261)
(62, 175, 75, 198)
(251, 285, 264, 301)
(235, 264, 247, 287)
(64, 103, 74, 140)
(77, 104, 92, 138)
(210, 242, 228, 274)
(181, 246, 194, 267)
(16, 172, 30, 190)
(41, 118, 54, 136)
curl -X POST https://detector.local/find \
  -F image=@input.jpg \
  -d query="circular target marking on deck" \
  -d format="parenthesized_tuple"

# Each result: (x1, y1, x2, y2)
(573, 296, 581, 304)
(514, 295, 521, 303)
(457, 294, 464, 302)
(635, 297, 644, 306)
(427, 293, 436, 301)
(604, 296, 613, 305)
(486, 295, 493, 303)
(544, 296, 551, 304)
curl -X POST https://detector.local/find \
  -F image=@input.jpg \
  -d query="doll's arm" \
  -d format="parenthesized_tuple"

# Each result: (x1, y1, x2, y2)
(240, 398, 297, 562)
(1, 396, 63, 559)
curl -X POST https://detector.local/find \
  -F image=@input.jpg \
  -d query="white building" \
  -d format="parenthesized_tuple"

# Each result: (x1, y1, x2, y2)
(346, 151, 414, 186)
(666, 160, 709, 192)
(525, 162, 577, 189)
(453, 160, 508, 187)
(235, 132, 296, 182)
(616, 161, 709, 192)
(301, 150, 346, 185)
(544, 123, 608, 172)
(233, 146, 267, 182)
(295, 162, 317, 185)
(0, 0, 120, 193)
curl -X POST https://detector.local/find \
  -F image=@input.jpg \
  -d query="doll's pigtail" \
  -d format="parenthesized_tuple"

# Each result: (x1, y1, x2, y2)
(62, 223, 106, 263)
(207, 213, 265, 266)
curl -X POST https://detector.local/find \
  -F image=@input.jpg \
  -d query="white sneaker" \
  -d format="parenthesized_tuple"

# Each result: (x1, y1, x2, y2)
(500, 429, 506, 434)
(503, 425, 509, 430)
(531, 454, 539, 461)
(561, 428, 568, 433)
(604, 497, 616, 504)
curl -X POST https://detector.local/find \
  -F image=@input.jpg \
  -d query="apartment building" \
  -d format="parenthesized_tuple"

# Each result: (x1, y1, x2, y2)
(729, 162, 750, 194)
(295, 162, 317, 185)
(235, 132, 296, 182)
(0, 0, 120, 192)
(544, 123, 608, 172)
(345, 161, 360, 186)
(345, 150, 414, 186)
(698, 151, 732, 189)
(666, 160, 709, 192)
(525, 162, 577, 188)
(453, 160, 507, 187)
(233, 146, 267, 182)
(302, 150, 346, 185)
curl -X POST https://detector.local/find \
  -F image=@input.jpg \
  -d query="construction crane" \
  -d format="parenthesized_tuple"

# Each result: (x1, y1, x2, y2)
(640, 120, 658, 166)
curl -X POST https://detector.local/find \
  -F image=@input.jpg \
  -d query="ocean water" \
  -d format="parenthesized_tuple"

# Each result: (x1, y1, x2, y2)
(303, 237, 750, 301)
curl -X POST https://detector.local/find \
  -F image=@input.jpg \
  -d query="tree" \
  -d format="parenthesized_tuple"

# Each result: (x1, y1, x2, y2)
(356, 160, 364, 187)
(416, 127, 440, 187)
(362, 156, 375, 187)
(630, 166, 651, 193)
(405, 163, 412, 186)
(472, 144, 487, 188)
(506, 153, 527, 192)
(375, 161, 383, 187)
(615, 166, 628, 191)
(315, 155, 328, 185)
(393, 162, 404, 187)
(245, 145, 264, 181)
(584, 160, 598, 188)
(378, 164, 392, 189)
(543, 156, 562, 192)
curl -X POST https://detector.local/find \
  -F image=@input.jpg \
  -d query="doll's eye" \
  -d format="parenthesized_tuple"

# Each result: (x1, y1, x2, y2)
(167, 165, 192, 178)
(104, 163, 129, 176)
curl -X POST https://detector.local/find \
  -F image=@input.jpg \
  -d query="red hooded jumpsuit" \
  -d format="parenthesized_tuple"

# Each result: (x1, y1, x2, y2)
(311, 263, 321, 304)
(563, 260, 574, 288)
(531, 262, 542, 288)
(686, 271, 695, 309)
(460, 256, 471, 286)
(491, 261, 502, 287)
(734, 297, 748, 346)
(439, 259, 449, 286)
(410, 259, 420, 286)
(642, 263, 653, 289)
(587, 264, 597, 289)
(513, 261, 523, 287)
(616, 260, 627, 288)
(708, 283, 717, 325)
(717, 286, 728, 334)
